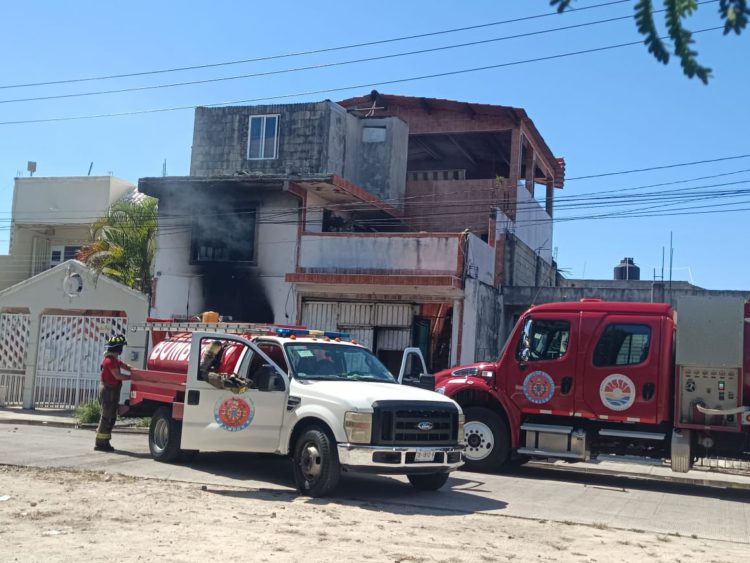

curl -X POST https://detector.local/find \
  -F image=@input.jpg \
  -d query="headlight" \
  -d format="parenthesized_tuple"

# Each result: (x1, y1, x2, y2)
(344, 412, 372, 444)
(435, 386, 446, 394)
(457, 413, 465, 444)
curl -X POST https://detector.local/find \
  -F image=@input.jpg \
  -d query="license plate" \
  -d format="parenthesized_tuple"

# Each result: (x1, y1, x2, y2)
(414, 450, 435, 463)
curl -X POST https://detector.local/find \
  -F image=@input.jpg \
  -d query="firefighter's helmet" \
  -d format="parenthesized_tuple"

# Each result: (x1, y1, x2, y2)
(106, 334, 128, 350)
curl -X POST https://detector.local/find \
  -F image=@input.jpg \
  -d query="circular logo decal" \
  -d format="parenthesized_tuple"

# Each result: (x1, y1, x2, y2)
(522, 371, 555, 404)
(214, 396, 254, 432)
(599, 374, 636, 411)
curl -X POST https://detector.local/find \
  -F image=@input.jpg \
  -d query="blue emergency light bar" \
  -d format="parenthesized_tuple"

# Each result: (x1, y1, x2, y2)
(273, 327, 351, 339)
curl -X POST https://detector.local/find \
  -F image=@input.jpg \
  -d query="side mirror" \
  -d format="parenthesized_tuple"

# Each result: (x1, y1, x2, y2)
(402, 373, 436, 391)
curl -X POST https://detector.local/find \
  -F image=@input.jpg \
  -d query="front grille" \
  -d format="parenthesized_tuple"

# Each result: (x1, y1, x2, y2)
(372, 401, 458, 446)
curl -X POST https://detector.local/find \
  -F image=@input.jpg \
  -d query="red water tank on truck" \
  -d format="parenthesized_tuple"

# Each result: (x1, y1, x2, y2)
(122, 321, 464, 497)
(434, 296, 750, 473)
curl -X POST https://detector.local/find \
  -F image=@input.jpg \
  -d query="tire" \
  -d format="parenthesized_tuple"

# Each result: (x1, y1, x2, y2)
(407, 472, 450, 491)
(149, 406, 183, 463)
(462, 406, 510, 472)
(292, 428, 341, 497)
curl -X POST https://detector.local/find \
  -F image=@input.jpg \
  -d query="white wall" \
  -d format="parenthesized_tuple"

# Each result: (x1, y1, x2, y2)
(299, 234, 460, 272)
(460, 281, 479, 365)
(152, 191, 299, 324)
(513, 181, 553, 264)
(466, 234, 495, 286)
(12, 176, 134, 225)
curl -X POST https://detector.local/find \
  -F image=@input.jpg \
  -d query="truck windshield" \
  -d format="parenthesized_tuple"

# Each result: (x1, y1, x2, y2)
(284, 343, 396, 383)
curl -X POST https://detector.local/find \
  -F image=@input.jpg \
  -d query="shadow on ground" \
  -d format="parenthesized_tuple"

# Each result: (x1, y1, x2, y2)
(204, 471, 508, 516)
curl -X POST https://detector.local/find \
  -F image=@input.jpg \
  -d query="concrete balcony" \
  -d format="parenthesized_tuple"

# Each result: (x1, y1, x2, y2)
(286, 232, 496, 298)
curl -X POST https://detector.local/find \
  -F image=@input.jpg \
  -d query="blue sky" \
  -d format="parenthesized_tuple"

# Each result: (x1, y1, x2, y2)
(0, 0, 747, 289)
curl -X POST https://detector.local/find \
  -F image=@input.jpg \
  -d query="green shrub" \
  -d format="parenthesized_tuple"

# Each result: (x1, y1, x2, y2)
(75, 400, 101, 424)
(135, 417, 151, 428)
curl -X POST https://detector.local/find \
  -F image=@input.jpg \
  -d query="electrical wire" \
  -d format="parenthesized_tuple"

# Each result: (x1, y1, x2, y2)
(0, 0, 635, 90)
(565, 154, 750, 181)
(0, 26, 724, 127)
(0, 14, 639, 105)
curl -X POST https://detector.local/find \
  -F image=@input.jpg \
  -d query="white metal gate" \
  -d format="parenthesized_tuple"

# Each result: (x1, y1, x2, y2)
(0, 313, 30, 406)
(35, 315, 128, 408)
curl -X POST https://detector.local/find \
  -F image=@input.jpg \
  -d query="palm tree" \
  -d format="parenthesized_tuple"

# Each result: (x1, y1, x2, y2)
(77, 197, 158, 296)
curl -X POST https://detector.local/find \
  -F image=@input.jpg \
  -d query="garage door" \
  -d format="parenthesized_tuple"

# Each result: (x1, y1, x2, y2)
(301, 301, 413, 352)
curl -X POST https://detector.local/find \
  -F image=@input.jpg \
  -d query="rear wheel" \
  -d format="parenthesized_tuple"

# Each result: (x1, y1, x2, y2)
(463, 406, 510, 472)
(407, 472, 450, 491)
(149, 406, 183, 463)
(292, 428, 341, 497)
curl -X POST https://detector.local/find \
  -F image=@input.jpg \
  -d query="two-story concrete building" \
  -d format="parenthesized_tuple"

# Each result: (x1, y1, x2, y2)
(141, 92, 564, 372)
(0, 176, 137, 291)
(0, 176, 149, 409)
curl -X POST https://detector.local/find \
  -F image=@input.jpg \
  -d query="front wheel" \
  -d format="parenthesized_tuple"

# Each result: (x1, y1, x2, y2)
(149, 406, 183, 463)
(407, 472, 450, 491)
(292, 428, 341, 497)
(462, 406, 510, 472)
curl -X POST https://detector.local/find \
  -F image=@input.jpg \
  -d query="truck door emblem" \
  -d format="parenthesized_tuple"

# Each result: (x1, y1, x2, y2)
(522, 371, 555, 404)
(214, 395, 255, 432)
(417, 421, 434, 431)
(599, 374, 636, 412)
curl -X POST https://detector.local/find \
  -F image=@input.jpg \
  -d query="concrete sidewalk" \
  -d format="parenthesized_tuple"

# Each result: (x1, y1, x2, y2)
(532, 456, 750, 491)
(0, 406, 148, 433)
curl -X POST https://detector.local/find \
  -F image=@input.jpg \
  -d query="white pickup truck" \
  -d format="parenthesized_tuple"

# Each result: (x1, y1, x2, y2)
(125, 326, 465, 497)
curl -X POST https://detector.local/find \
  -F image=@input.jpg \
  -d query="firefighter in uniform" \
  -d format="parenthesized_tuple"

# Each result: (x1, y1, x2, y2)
(94, 335, 132, 452)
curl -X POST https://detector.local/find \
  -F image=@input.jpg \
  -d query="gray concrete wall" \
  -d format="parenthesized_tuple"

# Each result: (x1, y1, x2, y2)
(190, 102, 408, 208)
(503, 233, 556, 287)
(350, 117, 408, 207)
(190, 102, 343, 177)
(466, 278, 502, 362)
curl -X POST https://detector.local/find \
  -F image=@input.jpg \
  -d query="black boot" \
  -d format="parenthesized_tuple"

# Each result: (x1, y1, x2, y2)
(94, 441, 115, 452)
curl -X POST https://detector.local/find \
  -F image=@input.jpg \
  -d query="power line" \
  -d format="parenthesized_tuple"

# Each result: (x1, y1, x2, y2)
(2, 167, 749, 226)
(0, 27, 724, 127)
(0, 0, 634, 91)
(565, 154, 750, 181)
(0, 14, 637, 105)
(3, 177, 748, 234)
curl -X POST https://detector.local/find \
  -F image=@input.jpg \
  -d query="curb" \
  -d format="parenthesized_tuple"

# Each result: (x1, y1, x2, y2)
(0, 418, 149, 434)
(529, 460, 750, 491)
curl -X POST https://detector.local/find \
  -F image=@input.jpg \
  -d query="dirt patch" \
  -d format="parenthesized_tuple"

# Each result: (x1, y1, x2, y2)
(0, 465, 746, 562)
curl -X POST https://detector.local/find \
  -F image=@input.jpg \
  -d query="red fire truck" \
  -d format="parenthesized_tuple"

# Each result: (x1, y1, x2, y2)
(434, 296, 750, 473)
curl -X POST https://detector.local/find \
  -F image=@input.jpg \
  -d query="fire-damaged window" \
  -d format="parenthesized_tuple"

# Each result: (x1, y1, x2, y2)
(593, 324, 651, 366)
(247, 115, 279, 160)
(191, 209, 257, 263)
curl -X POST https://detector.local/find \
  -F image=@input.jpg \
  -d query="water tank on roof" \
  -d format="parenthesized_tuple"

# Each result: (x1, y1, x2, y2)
(614, 257, 640, 280)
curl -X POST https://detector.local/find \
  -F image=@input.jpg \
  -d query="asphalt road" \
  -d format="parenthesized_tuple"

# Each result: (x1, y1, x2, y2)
(1, 424, 749, 544)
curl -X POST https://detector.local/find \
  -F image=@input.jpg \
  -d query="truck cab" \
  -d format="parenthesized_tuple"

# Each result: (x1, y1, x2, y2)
(128, 325, 464, 497)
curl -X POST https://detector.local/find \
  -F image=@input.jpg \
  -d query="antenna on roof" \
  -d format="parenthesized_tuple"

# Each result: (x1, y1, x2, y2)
(26, 161, 36, 177)
(87, 162, 94, 176)
(162, 159, 167, 177)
